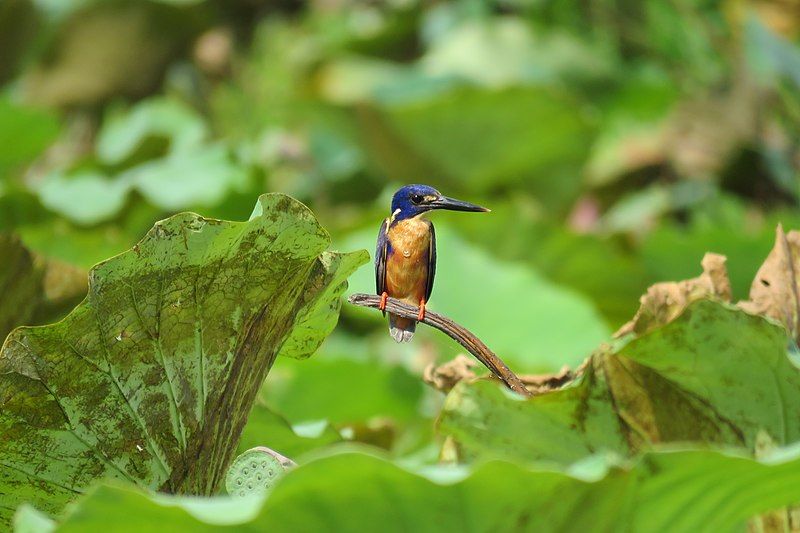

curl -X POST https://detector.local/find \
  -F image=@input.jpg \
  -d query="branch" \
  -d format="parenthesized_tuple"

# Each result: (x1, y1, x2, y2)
(348, 293, 532, 398)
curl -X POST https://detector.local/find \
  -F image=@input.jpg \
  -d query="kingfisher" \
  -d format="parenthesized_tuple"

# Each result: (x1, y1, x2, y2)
(375, 184, 489, 342)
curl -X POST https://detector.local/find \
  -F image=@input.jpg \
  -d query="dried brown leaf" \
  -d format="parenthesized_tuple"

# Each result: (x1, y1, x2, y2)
(615, 252, 732, 338)
(739, 225, 800, 341)
(423, 355, 479, 393)
(425, 354, 574, 396)
(519, 365, 574, 395)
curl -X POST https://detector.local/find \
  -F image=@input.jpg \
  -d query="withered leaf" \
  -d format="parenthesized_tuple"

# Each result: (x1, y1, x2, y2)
(423, 355, 479, 393)
(739, 224, 800, 340)
(615, 252, 731, 337)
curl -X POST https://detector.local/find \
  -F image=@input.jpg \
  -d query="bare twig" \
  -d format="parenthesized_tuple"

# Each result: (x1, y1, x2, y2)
(348, 293, 533, 398)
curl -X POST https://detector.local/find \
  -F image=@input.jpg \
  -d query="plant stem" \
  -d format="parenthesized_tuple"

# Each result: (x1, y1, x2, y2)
(348, 293, 532, 398)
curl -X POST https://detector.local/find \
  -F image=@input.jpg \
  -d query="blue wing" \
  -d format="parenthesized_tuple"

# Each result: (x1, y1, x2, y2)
(426, 221, 436, 301)
(375, 218, 389, 296)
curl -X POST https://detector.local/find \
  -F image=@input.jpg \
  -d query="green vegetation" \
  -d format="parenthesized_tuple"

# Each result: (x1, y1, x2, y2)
(1, 0, 800, 531)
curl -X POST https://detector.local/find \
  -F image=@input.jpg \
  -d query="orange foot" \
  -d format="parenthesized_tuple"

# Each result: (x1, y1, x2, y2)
(379, 292, 388, 312)
(417, 299, 426, 322)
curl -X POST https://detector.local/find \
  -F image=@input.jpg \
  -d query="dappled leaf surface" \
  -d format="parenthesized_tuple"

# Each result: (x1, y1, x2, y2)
(43, 446, 800, 532)
(440, 300, 797, 464)
(0, 194, 368, 526)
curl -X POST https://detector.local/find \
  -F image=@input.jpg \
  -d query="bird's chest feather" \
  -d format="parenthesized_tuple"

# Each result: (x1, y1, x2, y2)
(386, 218, 430, 299)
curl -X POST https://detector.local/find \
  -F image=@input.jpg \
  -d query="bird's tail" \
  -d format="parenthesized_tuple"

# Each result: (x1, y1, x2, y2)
(388, 313, 416, 343)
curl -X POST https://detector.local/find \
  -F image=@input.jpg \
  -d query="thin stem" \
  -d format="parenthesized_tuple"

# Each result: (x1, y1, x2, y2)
(348, 294, 532, 398)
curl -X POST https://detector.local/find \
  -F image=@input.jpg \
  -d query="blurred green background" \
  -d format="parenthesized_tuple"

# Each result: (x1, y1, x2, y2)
(1, 0, 799, 457)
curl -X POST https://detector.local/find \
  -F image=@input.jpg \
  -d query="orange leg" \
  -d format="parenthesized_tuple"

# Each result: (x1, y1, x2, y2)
(417, 299, 426, 322)
(379, 292, 388, 312)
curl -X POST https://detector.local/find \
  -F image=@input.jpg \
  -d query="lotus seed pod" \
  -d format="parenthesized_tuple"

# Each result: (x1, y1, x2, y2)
(225, 447, 296, 498)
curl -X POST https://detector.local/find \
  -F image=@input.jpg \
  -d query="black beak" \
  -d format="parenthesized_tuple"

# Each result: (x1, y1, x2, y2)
(431, 196, 490, 213)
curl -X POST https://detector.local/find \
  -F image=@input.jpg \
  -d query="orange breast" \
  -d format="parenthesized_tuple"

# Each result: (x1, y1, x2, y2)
(385, 218, 431, 304)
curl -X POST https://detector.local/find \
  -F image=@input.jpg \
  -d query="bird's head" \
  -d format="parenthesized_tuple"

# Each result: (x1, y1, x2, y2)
(390, 184, 489, 221)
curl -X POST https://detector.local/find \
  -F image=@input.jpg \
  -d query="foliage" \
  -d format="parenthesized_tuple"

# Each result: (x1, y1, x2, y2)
(440, 300, 795, 464)
(2, 0, 800, 530)
(17, 445, 800, 533)
(0, 194, 367, 525)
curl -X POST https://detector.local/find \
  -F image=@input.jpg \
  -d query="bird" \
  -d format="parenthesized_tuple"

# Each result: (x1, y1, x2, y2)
(375, 184, 489, 342)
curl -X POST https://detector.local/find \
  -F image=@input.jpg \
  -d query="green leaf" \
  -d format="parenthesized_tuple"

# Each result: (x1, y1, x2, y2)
(36, 146, 249, 225)
(343, 224, 609, 371)
(360, 86, 593, 207)
(97, 97, 208, 165)
(274, 251, 370, 361)
(41, 445, 800, 532)
(250, 448, 800, 532)
(236, 402, 341, 459)
(262, 357, 424, 424)
(439, 300, 797, 464)
(37, 171, 130, 226)
(0, 194, 368, 527)
(35, 97, 249, 226)
(55, 483, 258, 532)
(120, 145, 249, 212)
(584, 79, 677, 186)
(0, 97, 60, 179)
(12, 504, 55, 533)
(447, 198, 646, 328)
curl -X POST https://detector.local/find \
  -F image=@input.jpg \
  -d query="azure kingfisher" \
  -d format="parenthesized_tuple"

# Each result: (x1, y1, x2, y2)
(375, 184, 489, 342)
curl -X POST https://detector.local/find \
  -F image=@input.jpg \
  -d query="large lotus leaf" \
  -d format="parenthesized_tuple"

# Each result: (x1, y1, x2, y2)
(439, 300, 798, 464)
(0, 193, 368, 526)
(359, 85, 593, 207)
(35, 446, 800, 532)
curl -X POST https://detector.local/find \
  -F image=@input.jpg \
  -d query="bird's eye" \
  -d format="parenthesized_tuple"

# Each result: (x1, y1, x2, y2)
(411, 194, 424, 205)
